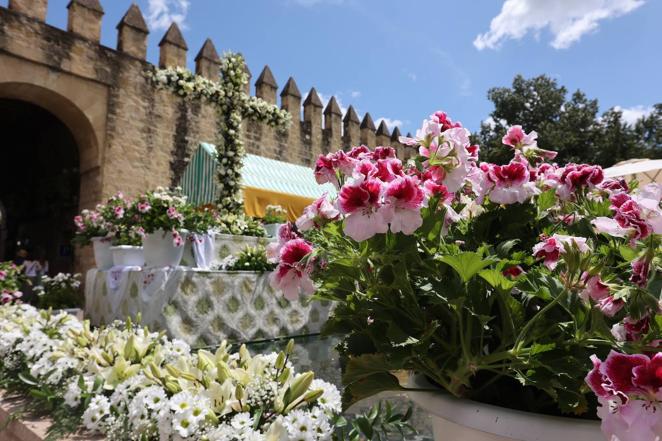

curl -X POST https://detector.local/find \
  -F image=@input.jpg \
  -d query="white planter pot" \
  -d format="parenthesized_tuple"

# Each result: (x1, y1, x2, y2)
(408, 376, 602, 441)
(143, 229, 188, 268)
(110, 246, 144, 267)
(91, 237, 113, 270)
(263, 223, 282, 238)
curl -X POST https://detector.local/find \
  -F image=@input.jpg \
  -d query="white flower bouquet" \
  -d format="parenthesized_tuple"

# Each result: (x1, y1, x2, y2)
(0, 304, 342, 441)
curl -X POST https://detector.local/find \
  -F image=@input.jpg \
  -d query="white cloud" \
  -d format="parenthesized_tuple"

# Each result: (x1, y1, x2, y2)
(147, 0, 190, 31)
(375, 117, 404, 131)
(614, 105, 654, 125)
(474, 0, 645, 50)
(350, 90, 362, 98)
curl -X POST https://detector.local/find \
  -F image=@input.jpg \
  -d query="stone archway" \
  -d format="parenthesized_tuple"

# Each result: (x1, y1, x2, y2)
(0, 78, 105, 273)
(0, 99, 80, 273)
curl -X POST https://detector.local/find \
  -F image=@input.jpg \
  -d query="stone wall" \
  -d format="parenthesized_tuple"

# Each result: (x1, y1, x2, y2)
(0, 0, 411, 271)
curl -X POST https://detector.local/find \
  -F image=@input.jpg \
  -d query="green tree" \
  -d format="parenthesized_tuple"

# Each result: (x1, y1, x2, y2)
(476, 74, 660, 167)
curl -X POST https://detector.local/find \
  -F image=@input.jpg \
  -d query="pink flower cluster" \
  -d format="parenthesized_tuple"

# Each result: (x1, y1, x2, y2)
(532, 234, 589, 270)
(593, 183, 662, 240)
(1, 289, 22, 304)
(587, 351, 662, 440)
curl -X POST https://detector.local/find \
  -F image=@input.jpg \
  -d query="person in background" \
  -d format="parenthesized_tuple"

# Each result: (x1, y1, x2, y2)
(13, 248, 28, 266)
(23, 248, 48, 304)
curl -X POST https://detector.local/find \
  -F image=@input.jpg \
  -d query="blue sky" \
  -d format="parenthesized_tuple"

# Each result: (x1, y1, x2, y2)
(23, 0, 662, 135)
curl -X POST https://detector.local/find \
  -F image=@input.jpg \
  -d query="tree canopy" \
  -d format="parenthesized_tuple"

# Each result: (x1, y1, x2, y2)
(476, 74, 661, 167)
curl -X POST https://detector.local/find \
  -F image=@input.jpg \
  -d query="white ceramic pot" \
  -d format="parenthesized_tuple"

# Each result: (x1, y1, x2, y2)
(91, 237, 113, 270)
(408, 376, 603, 441)
(143, 229, 188, 268)
(263, 223, 282, 238)
(110, 246, 145, 267)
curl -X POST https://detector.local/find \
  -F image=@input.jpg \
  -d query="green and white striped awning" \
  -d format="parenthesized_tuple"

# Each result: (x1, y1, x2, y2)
(241, 154, 336, 199)
(180, 143, 219, 205)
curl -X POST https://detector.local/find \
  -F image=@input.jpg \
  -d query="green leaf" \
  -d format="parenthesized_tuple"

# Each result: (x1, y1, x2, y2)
(342, 354, 404, 408)
(18, 372, 38, 386)
(529, 342, 556, 356)
(619, 246, 639, 262)
(479, 269, 515, 292)
(439, 252, 495, 283)
(536, 190, 556, 218)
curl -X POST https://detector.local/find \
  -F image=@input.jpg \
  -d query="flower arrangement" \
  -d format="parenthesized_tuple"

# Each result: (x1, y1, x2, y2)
(263, 205, 288, 224)
(0, 261, 26, 304)
(131, 187, 190, 245)
(220, 245, 276, 273)
(269, 110, 662, 440)
(145, 54, 291, 215)
(35, 272, 82, 310)
(0, 303, 343, 441)
(73, 192, 129, 246)
(216, 212, 267, 237)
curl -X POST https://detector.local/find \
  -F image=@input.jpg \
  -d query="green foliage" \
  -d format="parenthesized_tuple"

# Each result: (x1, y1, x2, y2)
(333, 401, 416, 441)
(476, 74, 661, 166)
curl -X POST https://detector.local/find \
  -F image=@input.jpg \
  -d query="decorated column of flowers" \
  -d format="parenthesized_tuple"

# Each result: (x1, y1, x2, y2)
(145, 53, 291, 214)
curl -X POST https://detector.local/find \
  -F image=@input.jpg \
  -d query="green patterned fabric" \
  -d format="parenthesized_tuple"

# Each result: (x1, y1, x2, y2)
(85, 268, 331, 347)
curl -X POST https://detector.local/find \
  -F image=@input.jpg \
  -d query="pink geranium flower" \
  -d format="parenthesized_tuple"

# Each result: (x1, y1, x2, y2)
(314, 154, 337, 186)
(269, 239, 316, 300)
(338, 178, 388, 242)
(382, 175, 425, 235)
(502, 125, 538, 149)
(266, 223, 301, 262)
(373, 158, 404, 182)
(556, 163, 604, 200)
(630, 256, 651, 288)
(137, 202, 151, 213)
(114, 206, 125, 219)
(485, 161, 538, 204)
(580, 273, 623, 317)
(532, 234, 589, 270)
(296, 194, 340, 232)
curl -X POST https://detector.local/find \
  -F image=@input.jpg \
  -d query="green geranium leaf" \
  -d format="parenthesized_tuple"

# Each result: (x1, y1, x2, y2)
(536, 190, 556, 218)
(479, 269, 515, 292)
(439, 252, 495, 283)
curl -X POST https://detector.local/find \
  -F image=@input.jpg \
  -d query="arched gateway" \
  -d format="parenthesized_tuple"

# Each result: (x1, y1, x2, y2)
(0, 83, 103, 273)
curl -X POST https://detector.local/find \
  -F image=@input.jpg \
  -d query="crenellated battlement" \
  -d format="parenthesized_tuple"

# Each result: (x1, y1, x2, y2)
(0, 0, 408, 193)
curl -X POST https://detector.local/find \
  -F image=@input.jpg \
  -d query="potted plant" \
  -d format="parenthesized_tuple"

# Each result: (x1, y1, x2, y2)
(73, 193, 130, 270)
(73, 207, 111, 269)
(262, 204, 288, 237)
(133, 187, 190, 268)
(109, 224, 145, 267)
(214, 212, 268, 263)
(269, 111, 662, 441)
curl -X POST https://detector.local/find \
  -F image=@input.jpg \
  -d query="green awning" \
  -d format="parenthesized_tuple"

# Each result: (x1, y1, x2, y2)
(180, 143, 336, 216)
(241, 154, 336, 199)
(180, 143, 219, 205)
